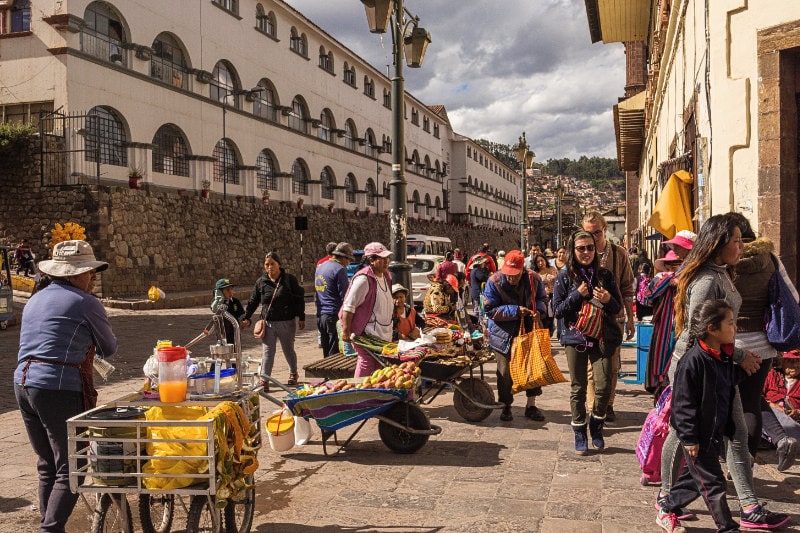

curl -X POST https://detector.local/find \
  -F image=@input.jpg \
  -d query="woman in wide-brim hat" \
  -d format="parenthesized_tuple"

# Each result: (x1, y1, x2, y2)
(14, 240, 118, 532)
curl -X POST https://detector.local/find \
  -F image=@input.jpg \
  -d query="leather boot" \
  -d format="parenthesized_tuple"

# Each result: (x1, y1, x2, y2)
(572, 423, 588, 455)
(589, 415, 605, 450)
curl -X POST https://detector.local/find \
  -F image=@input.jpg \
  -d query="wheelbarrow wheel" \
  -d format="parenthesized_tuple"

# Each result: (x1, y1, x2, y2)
(92, 493, 134, 533)
(224, 473, 255, 533)
(378, 402, 430, 454)
(186, 495, 222, 533)
(138, 494, 174, 533)
(452, 377, 495, 422)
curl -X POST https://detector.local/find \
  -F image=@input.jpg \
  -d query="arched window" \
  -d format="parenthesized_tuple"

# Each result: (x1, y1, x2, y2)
(320, 167, 335, 200)
(253, 79, 277, 122)
(318, 46, 334, 73)
(345, 174, 357, 204)
(435, 196, 442, 210)
(82, 2, 127, 65)
(213, 138, 239, 185)
(288, 97, 308, 133)
(342, 120, 356, 151)
(383, 88, 391, 108)
(213, 0, 238, 15)
(256, 6, 276, 36)
(383, 182, 390, 199)
(412, 191, 420, 214)
(291, 159, 308, 195)
(85, 106, 127, 166)
(365, 179, 376, 207)
(289, 28, 307, 56)
(343, 62, 356, 86)
(424, 193, 431, 215)
(151, 33, 189, 89)
(363, 128, 377, 157)
(363, 76, 375, 98)
(256, 150, 277, 191)
(211, 61, 239, 107)
(424, 155, 432, 178)
(152, 124, 190, 177)
(319, 109, 334, 142)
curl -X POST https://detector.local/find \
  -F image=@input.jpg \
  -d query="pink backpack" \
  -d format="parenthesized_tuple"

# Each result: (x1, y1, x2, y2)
(636, 386, 671, 485)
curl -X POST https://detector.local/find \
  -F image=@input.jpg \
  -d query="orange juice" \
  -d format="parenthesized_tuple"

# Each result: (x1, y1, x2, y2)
(158, 380, 187, 402)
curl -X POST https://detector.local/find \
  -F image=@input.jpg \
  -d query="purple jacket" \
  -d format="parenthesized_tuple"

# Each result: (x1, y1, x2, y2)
(340, 265, 391, 336)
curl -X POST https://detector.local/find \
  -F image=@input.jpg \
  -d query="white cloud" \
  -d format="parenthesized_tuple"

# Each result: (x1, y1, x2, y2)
(285, 0, 625, 161)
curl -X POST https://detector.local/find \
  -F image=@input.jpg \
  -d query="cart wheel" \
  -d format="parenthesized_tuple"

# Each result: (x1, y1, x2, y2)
(224, 473, 255, 533)
(92, 494, 134, 533)
(138, 494, 175, 533)
(378, 403, 430, 454)
(452, 378, 495, 422)
(186, 495, 222, 533)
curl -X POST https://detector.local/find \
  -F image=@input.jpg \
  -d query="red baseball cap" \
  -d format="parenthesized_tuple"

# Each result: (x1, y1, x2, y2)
(501, 250, 525, 276)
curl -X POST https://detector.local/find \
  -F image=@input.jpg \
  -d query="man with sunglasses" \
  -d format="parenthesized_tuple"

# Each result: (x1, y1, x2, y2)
(582, 211, 635, 422)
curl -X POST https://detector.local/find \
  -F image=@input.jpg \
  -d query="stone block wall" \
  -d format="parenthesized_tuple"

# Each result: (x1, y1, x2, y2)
(1, 139, 519, 298)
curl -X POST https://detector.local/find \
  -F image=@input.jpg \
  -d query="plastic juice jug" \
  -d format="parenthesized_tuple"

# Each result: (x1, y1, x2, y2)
(157, 346, 188, 402)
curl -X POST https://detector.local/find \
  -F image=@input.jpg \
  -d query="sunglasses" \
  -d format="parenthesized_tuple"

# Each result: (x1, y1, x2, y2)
(575, 245, 595, 253)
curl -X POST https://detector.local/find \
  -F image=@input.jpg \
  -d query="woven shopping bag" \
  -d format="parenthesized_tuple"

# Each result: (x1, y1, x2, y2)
(510, 322, 567, 393)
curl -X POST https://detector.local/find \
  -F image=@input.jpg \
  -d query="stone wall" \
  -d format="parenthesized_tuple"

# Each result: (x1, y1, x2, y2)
(0, 138, 519, 298)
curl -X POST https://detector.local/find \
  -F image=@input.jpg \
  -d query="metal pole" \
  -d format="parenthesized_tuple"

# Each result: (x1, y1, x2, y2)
(222, 94, 227, 201)
(556, 179, 563, 249)
(520, 158, 528, 251)
(388, 0, 411, 293)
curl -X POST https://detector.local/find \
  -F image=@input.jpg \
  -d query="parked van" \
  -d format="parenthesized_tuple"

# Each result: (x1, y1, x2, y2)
(406, 234, 452, 256)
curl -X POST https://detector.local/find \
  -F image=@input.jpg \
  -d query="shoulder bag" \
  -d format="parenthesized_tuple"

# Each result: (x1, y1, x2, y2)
(253, 280, 280, 339)
(766, 254, 800, 351)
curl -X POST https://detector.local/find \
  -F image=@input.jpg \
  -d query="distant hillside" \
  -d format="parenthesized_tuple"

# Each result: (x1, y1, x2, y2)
(540, 156, 625, 193)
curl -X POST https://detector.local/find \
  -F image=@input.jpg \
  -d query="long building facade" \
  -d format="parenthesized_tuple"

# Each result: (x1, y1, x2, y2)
(0, 0, 520, 230)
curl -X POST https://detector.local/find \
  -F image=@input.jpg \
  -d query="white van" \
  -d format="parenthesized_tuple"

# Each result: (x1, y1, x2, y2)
(406, 234, 452, 256)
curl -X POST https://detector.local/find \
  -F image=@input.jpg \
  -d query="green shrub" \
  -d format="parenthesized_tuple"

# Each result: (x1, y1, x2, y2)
(0, 122, 36, 156)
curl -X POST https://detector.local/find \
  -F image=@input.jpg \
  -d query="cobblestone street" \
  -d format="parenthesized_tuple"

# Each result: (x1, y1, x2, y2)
(0, 299, 798, 532)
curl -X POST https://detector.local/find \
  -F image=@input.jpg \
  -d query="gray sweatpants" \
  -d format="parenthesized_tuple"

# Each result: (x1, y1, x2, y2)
(260, 319, 298, 377)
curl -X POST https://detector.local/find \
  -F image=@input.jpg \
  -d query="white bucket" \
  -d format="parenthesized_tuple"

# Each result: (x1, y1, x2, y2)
(294, 415, 312, 445)
(266, 409, 296, 452)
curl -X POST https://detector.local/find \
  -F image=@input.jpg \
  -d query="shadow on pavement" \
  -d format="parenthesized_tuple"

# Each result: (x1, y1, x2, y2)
(255, 525, 444, 533)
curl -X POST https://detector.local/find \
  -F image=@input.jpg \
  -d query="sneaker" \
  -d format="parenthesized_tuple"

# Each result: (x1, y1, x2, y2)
(776, 436, 797, 472)
(656, 508, 686, 533)
(524, 405, 545, 421)
(654, 501, 696, 521)
(500, 405, 513, 421)
(605, 405, 617, 422)
(740, 503, 790, 529)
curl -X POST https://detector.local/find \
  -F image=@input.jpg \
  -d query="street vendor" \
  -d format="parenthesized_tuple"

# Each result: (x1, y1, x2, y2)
(392, 283, 424, 341)
(483, 249, 547, 422)
(14, 240, 117, 533)
(340, 242, 393, 377)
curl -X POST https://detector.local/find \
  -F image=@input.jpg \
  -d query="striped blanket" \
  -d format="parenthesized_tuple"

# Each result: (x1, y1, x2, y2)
(285, 388, 411, 431)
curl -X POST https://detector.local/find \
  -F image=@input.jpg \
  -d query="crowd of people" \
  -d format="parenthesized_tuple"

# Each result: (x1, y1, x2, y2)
(12, 205, 800, 531)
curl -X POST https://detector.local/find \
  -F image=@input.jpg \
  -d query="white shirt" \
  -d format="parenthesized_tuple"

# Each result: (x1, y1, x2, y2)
(342, 273, 394, 341)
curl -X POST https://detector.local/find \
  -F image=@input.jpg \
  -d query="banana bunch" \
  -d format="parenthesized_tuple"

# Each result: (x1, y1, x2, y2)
(205, 399, 261, 507)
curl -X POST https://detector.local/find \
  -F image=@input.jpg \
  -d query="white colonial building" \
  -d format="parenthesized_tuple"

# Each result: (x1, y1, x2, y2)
(0, 0, 519, 230)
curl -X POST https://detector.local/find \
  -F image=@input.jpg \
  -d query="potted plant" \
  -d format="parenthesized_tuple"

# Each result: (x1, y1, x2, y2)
(128, 165, 145, 189)
(261, 188, 270, 206)
(200, 179, 211, 199)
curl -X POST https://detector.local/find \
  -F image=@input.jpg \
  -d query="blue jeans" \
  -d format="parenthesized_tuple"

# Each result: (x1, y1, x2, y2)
(260, 319, 298, 377)
(15, 385, 84, 533)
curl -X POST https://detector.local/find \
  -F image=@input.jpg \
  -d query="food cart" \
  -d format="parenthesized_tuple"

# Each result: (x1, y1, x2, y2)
(67, 308, 261, 533)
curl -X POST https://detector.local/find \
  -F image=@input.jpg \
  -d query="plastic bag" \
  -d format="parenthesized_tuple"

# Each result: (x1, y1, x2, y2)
(142, 406, 209, 490)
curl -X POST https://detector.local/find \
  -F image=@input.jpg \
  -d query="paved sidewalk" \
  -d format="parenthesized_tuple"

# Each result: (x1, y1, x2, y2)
(0, 301, 798, 532)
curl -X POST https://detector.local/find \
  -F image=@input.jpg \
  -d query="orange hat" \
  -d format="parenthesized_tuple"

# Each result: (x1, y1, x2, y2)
(501, 250, 525, 276)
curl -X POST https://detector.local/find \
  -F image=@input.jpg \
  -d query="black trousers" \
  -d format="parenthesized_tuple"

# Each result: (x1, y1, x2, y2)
(738, 360, 786, 456)
(664, 442, 739, 532)
(495, 351, 541, 406)
(317, 313, 340, 357)
(16, 385, 84, 533)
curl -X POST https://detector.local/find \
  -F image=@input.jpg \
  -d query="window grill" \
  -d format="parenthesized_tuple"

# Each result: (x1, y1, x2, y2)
(152, 125, 189, 176)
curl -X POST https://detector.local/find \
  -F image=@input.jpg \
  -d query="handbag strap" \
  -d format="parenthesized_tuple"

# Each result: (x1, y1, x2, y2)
(261, 279, 281, 320)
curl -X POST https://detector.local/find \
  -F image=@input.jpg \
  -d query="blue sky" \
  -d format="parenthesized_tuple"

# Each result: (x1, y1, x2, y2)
(285, 0, 626, 162)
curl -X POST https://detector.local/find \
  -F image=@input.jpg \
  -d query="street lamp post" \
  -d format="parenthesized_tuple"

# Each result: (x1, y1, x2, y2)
(221, 86, 263, 200)
(360, 0, 431, 294)
(513, 132, 535, 252)
(555, 177, 565, 249)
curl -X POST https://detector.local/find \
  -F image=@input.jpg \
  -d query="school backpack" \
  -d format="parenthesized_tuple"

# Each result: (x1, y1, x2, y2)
(423, 281, 452, 315)
(636, 386, 671, 485)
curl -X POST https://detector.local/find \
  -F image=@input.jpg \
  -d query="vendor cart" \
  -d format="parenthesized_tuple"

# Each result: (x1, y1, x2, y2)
(261, 368, 442, 456)
(67, 308, 261, 533)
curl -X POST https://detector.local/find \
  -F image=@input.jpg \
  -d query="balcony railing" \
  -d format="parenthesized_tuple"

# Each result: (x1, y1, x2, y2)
(80, 30, 127, 67)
